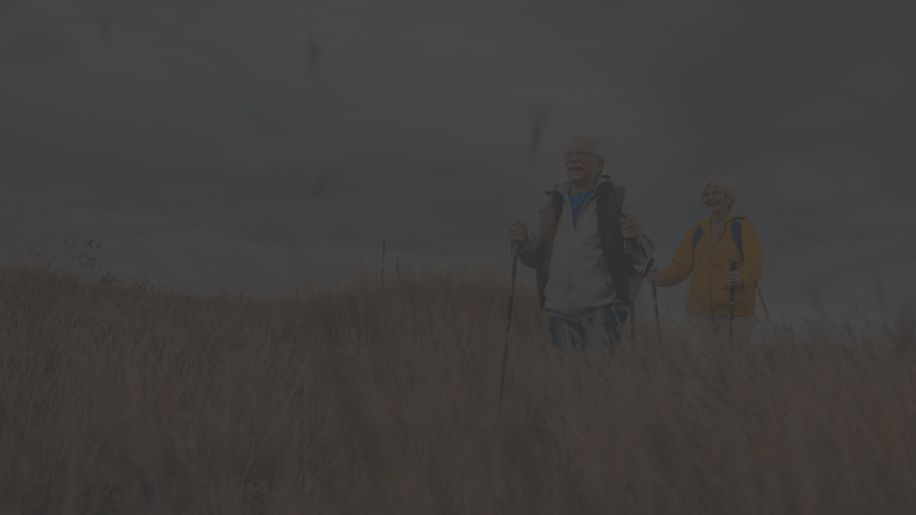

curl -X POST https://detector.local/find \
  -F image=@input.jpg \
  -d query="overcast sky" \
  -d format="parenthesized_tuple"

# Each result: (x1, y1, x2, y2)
(3, 0, 914, 321)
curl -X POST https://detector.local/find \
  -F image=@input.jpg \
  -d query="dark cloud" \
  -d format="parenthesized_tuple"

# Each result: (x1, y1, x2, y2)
(3, 0, 914, 317)
(307, 31, 321, 74)
(307, 167, 335, 201)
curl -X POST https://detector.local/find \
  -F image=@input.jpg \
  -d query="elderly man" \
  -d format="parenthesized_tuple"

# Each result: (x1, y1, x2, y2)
(507, 137, 654, 350)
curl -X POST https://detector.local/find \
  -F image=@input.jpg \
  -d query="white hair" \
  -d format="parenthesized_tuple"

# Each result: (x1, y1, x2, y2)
(570, 136, 606, 161)
(701, 175, 736, 208)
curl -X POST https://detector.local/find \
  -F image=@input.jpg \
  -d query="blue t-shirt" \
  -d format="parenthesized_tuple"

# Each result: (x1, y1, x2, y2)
(569, 191, 591, 226)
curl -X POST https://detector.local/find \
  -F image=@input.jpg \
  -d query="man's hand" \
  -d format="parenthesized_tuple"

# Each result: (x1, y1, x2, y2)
(645, 268, 660, 285)
(508, 220, 528, 246)
(726, 269, 744, 288)
(620, 217, 641, 240)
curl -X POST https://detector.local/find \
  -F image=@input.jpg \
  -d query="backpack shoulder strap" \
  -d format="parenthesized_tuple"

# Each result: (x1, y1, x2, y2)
(692, 224, 704, 249)
(612, 185, 626, 211)
(550, 190, 563, 220)
(730, 217, 746, 261)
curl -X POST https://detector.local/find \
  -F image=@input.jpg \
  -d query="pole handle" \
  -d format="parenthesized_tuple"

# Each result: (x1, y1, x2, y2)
(728, 260, 738, 297)
(642, 257, 656, 278)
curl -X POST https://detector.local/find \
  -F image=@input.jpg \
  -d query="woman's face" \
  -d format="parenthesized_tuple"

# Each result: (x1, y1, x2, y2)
(702, 187, 730, 215)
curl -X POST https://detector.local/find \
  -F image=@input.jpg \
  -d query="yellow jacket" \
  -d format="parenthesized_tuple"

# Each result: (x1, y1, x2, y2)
(657, 216, 763, 317)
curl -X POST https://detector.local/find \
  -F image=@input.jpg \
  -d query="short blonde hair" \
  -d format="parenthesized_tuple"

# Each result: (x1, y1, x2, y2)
(701, 175, 736, 208)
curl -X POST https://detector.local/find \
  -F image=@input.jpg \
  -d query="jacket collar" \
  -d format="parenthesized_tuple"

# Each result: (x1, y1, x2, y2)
(547, 173, 614, 195)
(701, 214, 746, 228)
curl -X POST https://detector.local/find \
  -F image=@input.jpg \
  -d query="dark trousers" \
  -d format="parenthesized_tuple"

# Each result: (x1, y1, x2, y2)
(547, 305, 629, 350)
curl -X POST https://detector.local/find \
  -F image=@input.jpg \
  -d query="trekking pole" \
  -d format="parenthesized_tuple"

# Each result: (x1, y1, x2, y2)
(629, 303, 637, 341)
(756, 283, 771, 323)
(728, 261, 738, 345)
(497, 243, 519, 413)
(644, 258, 661, 345)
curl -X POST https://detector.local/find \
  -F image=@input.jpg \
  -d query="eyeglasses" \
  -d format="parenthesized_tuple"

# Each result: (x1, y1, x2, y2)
(563, 151, 600, 160)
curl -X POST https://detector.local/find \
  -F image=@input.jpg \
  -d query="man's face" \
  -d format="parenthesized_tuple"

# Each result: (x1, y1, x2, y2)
(563, 140, 603, 184)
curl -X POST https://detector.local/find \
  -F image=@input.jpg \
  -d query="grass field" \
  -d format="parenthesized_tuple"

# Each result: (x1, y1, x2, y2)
(1, 260, 915, 514)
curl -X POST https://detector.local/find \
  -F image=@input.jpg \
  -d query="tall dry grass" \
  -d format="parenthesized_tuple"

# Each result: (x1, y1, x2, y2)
(1, 260, 915, 514)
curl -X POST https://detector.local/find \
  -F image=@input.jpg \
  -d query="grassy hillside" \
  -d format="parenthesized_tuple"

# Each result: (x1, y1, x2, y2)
(1, 261, 914, 514)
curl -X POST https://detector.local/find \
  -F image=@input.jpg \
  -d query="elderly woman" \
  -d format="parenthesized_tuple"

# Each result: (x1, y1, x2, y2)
(647, 176, 763, 346)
